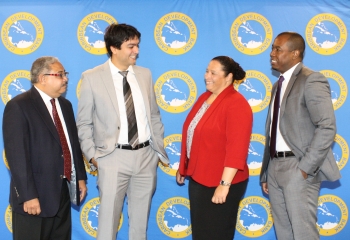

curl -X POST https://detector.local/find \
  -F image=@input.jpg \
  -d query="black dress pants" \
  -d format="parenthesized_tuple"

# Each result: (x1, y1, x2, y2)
(12, 179, 71, 240)
(189, 178, 248, 240)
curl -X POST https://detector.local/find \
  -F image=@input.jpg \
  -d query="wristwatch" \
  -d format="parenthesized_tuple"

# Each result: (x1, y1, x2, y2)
(220, 180, 231, 186)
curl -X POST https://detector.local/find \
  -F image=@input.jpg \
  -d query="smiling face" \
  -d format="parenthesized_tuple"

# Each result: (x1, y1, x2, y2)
(204, 60, 232, 95)
(110, 37, 139, 70)
(270, 34, 300, 74)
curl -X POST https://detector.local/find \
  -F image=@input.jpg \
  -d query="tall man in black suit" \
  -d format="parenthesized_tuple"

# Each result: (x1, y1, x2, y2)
(3, 56, 87, 240)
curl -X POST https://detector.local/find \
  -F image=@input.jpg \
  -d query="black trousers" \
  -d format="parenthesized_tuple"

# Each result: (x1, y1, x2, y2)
(189, 178, 248, 240)
(12, 180, 71, 240)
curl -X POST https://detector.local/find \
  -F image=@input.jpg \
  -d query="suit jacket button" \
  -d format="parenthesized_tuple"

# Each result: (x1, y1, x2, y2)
(118, 126, 120, 130)
(60, 175, 63, 179)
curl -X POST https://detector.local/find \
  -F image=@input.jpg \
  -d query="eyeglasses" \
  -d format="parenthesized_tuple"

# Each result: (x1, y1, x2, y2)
(44, 72, 69, 79)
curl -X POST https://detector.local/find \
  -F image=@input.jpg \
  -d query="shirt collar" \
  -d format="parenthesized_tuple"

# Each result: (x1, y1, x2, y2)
(280, 62, 300, 82)
(34, 85, 55, 103)
(108, 59, 134, 76)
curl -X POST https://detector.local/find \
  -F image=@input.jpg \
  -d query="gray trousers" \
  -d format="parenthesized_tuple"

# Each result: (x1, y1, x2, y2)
(267, 156, 321, 240)
(96, 145, 158, 240)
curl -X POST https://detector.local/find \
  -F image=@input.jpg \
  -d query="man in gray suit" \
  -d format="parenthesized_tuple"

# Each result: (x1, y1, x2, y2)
(77, 23, 169, 240)
(260, 32, 341, 240)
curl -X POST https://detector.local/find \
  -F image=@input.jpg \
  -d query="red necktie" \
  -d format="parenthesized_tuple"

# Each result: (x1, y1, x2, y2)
(50, 98, 71, 181)
(270, 76, 285, 158)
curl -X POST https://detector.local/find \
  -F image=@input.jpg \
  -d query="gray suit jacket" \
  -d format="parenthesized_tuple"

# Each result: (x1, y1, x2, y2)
(260, 63, 341, 183)
(77, 60, 169, 165)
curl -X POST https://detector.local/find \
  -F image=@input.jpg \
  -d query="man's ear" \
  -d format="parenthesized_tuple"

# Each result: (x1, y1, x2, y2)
(293, 50, 300, 59)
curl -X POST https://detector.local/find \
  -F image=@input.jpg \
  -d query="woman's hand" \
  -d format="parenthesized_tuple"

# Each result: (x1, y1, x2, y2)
(212, 185, 230, 204)
(176, 170, 185, 185)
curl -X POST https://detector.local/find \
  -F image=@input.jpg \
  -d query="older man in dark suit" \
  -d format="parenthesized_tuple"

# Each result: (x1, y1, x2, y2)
(3, 56, 87, 240)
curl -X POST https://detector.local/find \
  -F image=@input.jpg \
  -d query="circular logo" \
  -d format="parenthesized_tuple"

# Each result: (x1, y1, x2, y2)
(1, 12, 44, 55)
(154, 70, 197, 113)
(247, 134, 265, 176)
(333, 134, 348, 171)
(5, 205, 12, 233)
(157, 197, 191, 238)
(83, 154, 97, 176)
(3, 150, 9, 169)
(154, 12, 197, 55)
(234, 70, 272, 113)
(159, 134, 182, 176)
(317, 194, 348, 236)
(305, 13, 347, 55)
(230, 12, 273, 55)
(76, 79, 82, 99)
(1, 70, 31, 105)
(80, 197, 123, 237)
(236, 196, 273, 237)
(320, 70, 347, 110)
(77, 12, 117, 55)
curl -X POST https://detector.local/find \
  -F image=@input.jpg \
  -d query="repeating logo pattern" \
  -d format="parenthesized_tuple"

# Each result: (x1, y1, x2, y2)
(333, 134, 349, 171)
(4, 205, 12, 233)
(159, 134, 182, 176)
(236, 196, 273, 237)
(154, 70, 197, 113)
(80, 197, 123, 237)
(1, 12, 44, 55)
(320, 70, 347, 110)
(230, 12, 273, 55)
(234, 70, 272, 113)
(157, 197, 191, 238)
(317, 194, 348, 236)
(1, 70, 31, 105)
(306, 13, 347, 55)
(3, 150, 9, 170)
(77, 12, 117, 54)
(247, 134, 265, 176)
(154, 12, 197, 55)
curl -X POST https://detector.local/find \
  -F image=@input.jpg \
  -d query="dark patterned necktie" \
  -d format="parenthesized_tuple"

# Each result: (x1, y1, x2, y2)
(270, 75, 285, 158)
(119, 71, 139, 148)
(50, 98, 71, 181)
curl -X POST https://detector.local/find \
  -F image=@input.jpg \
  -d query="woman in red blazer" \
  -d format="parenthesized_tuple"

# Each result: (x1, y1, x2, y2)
(176, 56, 253, 240)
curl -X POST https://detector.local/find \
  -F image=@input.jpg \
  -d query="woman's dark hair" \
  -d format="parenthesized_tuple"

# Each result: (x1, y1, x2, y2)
(212, 56, 246, 81)
(104, 23, 141, 57)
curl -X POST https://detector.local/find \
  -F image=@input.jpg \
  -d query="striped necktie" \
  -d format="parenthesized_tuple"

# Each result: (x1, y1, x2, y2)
(119, 71, 139, 148)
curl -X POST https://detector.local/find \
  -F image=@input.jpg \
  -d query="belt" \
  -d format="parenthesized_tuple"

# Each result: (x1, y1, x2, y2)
(274, 151, 295, 158)
(116, 140, 150, 150)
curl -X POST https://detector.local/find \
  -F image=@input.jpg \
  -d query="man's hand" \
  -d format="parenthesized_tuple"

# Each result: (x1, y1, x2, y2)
(300, 169, 308, 179)
(90, 157, 97, 168)
(262, 182, 269, 194)
(212, 185, 229, 204)
(79, 180, 87, 202)
(23, 198, 41, 215)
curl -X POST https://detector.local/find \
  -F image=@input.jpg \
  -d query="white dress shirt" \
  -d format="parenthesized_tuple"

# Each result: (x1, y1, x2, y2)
(35, 86, 74, 177)
(109, 59, 151, 144)
(270, 62, 300, 152)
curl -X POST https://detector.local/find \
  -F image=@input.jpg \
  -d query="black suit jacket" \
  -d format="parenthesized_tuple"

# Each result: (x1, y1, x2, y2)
(3, 86, 87, 217)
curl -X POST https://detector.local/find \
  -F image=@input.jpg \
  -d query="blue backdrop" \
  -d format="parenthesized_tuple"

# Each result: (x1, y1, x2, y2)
(0, 0, 349, 239)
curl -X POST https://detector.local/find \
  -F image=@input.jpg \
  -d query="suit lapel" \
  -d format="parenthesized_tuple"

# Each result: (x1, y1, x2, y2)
(279, 63, 303, 118)
(58, 98, 74, 147)
(29, 87, 61, 145)
(100, 60, 120, 116)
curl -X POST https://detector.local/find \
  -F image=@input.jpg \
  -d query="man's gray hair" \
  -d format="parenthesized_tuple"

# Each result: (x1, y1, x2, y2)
(30, 56, 60, 83)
